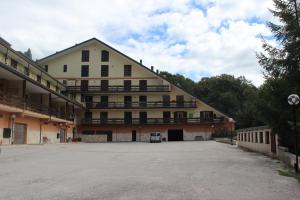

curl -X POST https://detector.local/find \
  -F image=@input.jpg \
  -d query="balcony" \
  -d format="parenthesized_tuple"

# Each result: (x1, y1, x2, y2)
(66, 85, 171, 93)
(85, 101, 197, 109)
(81, 117, 224, 125)
(0, 94, 74, 121)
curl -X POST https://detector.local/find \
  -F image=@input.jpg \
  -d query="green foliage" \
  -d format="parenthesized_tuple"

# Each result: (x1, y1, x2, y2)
(256, 0, 300, 150)
(159, 72, 264, 129)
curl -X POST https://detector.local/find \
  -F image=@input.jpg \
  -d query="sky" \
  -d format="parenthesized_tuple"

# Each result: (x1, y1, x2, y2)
(0, 0, 277, 86)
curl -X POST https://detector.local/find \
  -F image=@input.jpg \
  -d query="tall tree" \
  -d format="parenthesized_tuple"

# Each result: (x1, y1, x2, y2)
(257, 0, 300, 151)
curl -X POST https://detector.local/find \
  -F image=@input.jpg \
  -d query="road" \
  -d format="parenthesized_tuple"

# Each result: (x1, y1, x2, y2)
(0, 141, 299, 200)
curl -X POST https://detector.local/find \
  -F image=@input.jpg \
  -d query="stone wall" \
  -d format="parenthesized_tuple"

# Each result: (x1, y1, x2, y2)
(277, 146, 300, 171)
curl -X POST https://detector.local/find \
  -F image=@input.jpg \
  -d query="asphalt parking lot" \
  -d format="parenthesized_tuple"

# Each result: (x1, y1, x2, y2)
(0, 141, 299, 200)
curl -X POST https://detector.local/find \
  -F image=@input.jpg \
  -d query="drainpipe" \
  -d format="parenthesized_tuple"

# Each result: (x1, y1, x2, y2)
(39, 119, 42, 144)
(10, 114, 16, 144)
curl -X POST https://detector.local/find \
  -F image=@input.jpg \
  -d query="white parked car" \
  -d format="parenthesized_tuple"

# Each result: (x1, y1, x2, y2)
(150, 132, 161, 143)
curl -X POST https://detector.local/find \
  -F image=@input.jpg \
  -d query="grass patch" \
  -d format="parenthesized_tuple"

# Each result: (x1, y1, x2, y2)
(278, 167, 300, 183)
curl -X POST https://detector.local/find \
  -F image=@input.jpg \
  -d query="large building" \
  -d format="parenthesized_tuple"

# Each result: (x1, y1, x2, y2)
(38, 38, 234, 142)
(0, 37, 84, 144)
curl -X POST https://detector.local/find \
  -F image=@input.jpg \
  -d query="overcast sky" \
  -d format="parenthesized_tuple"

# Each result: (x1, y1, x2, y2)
(1, 0, 276, 86)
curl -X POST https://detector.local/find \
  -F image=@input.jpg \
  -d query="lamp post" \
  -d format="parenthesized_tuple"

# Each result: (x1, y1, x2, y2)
(288, 94, 299, 173)
(229, 118, 234, 145)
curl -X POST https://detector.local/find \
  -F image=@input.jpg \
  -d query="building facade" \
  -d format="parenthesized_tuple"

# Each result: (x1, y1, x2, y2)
(38, 38, 234, 142)
(0, 37, 84, 144)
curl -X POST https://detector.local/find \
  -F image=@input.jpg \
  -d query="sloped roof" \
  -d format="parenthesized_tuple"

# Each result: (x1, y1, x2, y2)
(38, 38, 232, 120)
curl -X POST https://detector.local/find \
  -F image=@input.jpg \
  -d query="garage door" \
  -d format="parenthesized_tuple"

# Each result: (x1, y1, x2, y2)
(168, 129, 183, 141)
(14, 123, 27, 144)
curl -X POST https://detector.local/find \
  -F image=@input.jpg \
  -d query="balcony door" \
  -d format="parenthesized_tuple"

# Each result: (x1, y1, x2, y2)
(81, 80, 89, 91)
(124, 96, 132, 107)
(139, 80, 147, 91)
(163, 95, 170, 107)
(124, 80, 131, 91)
(85, 96, 93, 108)
(124, 112, 132, 124)
(174, 111, 187, 123)
(176, 95, 184, 107)
(100, 96, 108, 107)
(84, 112, 92, 123)
(139, 112, 147, 124)
(163, 111, 171, 124)
(139, 96, 147, 107)
(200, 111, 213, 122)
(100, 112, 108, 124)
(101, 80, 108, 91)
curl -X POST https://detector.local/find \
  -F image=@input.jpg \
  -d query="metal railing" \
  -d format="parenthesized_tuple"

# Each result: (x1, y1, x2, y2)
(85, 101, 197, 109)
(0, 93, 73, 121)
(81, 117, 224, 125)
(66, 85, 171, 93)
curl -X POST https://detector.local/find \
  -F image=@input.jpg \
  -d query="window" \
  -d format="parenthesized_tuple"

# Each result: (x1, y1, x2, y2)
(101, 65, 109, 77)
(162, 95, 170, 106)
(37, 75, 41, 83)
(81, 50, 89, 62)
(139, 112, 147, 124)
(200, 111, 213, 121)
(255, 132, 258, 143)
(176, 95, 184, 106)
(139, 80, 147, 91)
(81, 94, 85, 102)
(124, 65, 132, 76)
(63, 64, 67, 72)
(265, 131, 270, 144)
(81, 65, 89, 77)
(81, 80, 89, 91)
(101, 50, 109, 62)
(101, 80, 108, 91)
(259, 132, 263, 143)
(62, 80, 67, 85)
(11, 59, 18, 68)
(44, 65, 48, 72)
(47, 81, 50, 88)
(124, 80, 131, 91)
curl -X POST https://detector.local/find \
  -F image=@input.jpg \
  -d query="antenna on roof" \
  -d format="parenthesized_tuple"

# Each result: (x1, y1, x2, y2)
(151, 66, 154, 71)
(140, 59, 142, 64)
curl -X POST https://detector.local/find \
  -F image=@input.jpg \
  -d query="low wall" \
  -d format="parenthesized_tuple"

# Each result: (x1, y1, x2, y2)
(277, 146, 300, 171)
(237, 141, 274, 156)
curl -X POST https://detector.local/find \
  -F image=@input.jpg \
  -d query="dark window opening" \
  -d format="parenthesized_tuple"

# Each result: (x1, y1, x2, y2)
(176, 95, 184, 107)
(259, 132, 263, 143)
(124, 80, 131, 91)
(81, 80, 89, 91)
(100, 96, 108, 107)
(124, 112, 132, 124)
(124, 96, 132, 107)
(124, 65, 132, 76)
(163, 111, 171, 123)
(265, 131, 270, 144)
(101, 80, 108, 91)
(63, 64, 67, 72)
(139, 96, 147, 107)
(81, 65, 89, 77)
(163, 95, 170, 107)
(81, 50, 89, 62)
(44, 65, 48, 72)
(37, 75, 41, 83)
(100, 112, 108, 123)
(101, 50, 109, 62)
(200, 111, 213, 121)
(139, 112, 147, 124)
(47, 81, 50, 88)
(11, 59, 18, 68)
(101, 65, 109, 77)
(139, 80, 147, 91)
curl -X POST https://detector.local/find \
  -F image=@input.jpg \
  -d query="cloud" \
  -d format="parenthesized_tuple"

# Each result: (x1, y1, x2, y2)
(0, 0, 276, 86)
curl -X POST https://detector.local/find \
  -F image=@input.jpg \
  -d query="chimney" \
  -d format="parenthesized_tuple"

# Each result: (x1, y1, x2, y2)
(140, 59, 142, 64)
(156, 69, 159, 74)
(151, 66, 154, 71)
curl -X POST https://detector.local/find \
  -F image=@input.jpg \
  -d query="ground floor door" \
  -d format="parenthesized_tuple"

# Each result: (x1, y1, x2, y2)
(14, 123, 27, 144)
(60, 128, 66, 143)
(132, 130, 137, 141)
(168, 129, 183, 141)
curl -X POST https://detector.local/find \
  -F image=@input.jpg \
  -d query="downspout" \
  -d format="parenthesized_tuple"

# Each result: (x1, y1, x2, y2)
(39, 119, 42, 144)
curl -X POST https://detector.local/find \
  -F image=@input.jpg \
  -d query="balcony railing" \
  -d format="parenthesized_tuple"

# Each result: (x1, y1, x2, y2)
(85, 101, 197, 109)
(0, 93, 74, 121)
(81, 118, 224, 125)
(66, 85, 171, 93)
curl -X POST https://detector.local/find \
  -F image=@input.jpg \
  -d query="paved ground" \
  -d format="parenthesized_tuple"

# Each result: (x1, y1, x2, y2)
(0, 141, 299, 200)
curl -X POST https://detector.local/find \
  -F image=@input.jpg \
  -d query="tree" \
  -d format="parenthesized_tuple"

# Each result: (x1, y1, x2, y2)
(257, 0, 300, 152)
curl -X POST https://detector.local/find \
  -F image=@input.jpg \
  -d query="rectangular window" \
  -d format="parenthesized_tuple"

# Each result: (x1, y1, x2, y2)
(81, 65, 89, 77)
(176, 95, 184, 106)
(255, 132, 258, 143)
(124, 65, 132, 76)
(259, 132, 263, 143)
(124, 96, 132, 107)
(200, 111, 213, 121)
(124, 112, 132, 124)
(47, 81, 50, 88)
(63, 64, 67, 72)
(162, 95, 170, 107)
(139, 112, 147, 124)
(139, 80, 147, 91)
(11, 59, 18, 68)
(101, 50, 109, 62)
(101, 80, 108, 91)
(44, 65, 48, 72)
(265, 131, 270, 144)
(100, 112, 108, 123)
(81, 50, 89, 62)
(62, 80, 67, 85)
(80, 80, 89, 91)
(101, 65, 109, 77)
(124, 80, 131, 91)
(163, 111, 171, 123)
(37, 75, 41, 83)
